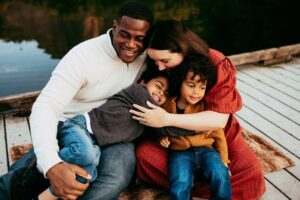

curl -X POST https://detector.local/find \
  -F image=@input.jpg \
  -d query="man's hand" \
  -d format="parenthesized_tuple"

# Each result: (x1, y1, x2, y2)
(46, 162, 91, 200)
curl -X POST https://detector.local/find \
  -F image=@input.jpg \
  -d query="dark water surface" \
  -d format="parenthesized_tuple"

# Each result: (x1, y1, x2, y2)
(0, 0, 299, 96)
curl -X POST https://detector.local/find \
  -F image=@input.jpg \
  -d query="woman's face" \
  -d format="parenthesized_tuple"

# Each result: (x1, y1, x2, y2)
(147, 48, 184, 71)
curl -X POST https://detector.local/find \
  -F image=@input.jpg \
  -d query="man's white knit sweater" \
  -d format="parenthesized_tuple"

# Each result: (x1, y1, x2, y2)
(30, 30, 146, 175)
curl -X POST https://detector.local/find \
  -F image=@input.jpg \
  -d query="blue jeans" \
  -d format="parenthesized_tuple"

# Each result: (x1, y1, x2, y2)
(0, 116, 136, 200)
(55, 115, 136, 200)
(169, 147, 232, 200)
(50, 115, 101, 195)
(79, 142, 136, 200)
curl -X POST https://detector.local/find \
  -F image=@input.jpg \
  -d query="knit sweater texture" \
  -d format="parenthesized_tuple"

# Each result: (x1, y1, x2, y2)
(30, 29, 146, 174)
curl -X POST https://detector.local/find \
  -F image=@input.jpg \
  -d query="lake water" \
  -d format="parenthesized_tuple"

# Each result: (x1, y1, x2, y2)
(0, 0, 299, 96)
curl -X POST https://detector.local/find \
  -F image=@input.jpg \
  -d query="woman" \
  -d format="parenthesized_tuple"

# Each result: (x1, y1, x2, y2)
(131, 20, 266, 200)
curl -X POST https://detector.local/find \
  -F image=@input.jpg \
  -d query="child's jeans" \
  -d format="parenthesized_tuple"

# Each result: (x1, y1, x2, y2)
(49, 115, 101, 195)
(169, 147, 231, 200)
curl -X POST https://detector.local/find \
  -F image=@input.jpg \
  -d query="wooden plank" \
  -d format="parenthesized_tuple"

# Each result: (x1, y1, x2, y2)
(236, 60, 300, 199)
(237, 117, 300, 179)
(228, 43, 300, 66)
(280, 65, 300, 75)
(237, 72, 300, 112)
(260, 180, 289, 200)
(252, 67, 300, 93)
(265, 171, 300, 199)
(5, 114, 32, 165)
(237, 81, 300, 124)
(0, 115, 8, 176)
(236, 107, 300, 158)
(278, 59, 300, 72)
(241, 68, 300, 100)
(0, 90, 39, 115)
(238, 119, 300, 200)
(238, 92, 300, 140)
(271, 67, 300, 83)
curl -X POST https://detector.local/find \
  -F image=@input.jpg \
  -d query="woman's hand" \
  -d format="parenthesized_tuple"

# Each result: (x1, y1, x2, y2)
(129, 101, 169, 128)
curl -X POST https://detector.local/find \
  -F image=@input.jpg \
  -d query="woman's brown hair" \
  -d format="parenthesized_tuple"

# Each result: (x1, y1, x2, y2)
(146, 20, 209, 58)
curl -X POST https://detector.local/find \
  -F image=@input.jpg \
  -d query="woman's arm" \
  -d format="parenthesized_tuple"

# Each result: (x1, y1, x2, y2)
(167, 110, 229, 130)
(130, 101, 229, 131)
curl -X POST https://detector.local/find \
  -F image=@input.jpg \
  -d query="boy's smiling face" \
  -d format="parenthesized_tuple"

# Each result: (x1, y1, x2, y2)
(143, 76, 169, 106)
(178, 70, 207, 109)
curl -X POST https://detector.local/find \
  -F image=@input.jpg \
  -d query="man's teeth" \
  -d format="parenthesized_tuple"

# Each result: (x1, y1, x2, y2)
(125, 50, 135, 55)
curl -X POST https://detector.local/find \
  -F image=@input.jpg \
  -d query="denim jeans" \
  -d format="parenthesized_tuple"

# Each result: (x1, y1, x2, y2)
(169, 147, 232, 200)
(55, 115, 136, 200)
(0, 116, 136, 200)
(79, 142, 136, 200)
(50, 115, 101, 195)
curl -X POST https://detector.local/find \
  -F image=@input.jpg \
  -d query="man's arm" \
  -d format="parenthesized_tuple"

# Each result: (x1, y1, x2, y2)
(30, 48, 89, 198)
(30, 48, 85, 174)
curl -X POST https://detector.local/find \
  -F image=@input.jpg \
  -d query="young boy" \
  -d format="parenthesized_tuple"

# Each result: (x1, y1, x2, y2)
(39, 67, 170, 200)
(159, 56, 232, 200)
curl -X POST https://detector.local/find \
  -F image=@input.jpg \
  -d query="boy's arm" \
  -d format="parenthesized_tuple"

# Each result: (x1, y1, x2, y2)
(154, 126, 195, 150)
(169, 133, 215, 151)
(184, 129, 229, 164)
(185, 133, 215, 147)
(157, 126, 195, 137)
(169, 136, 191, 150)
(210, 129, 230, 164)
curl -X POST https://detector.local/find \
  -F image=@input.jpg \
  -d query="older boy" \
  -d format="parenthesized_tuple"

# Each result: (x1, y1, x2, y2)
(39, 68, 170, 200)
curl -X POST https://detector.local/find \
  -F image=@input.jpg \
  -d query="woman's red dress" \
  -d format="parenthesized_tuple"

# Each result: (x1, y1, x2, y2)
(136, 49, 266, 200)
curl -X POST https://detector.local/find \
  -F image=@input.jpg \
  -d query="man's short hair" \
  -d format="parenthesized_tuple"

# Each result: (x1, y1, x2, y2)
(116, 2, 153, 25)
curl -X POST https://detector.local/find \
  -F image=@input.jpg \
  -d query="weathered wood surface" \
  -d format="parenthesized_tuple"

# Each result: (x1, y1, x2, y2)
(0, 56, 300, 199)
(0, 113, 32, 174)
(0, 91, 40, 115)
(236, 57, 300, 199)
(0, 115, 8, 175)
(228, 43, 300, 66)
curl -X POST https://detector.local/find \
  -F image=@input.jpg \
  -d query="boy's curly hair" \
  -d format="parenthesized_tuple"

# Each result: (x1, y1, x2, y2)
(169, 55, 217, 97)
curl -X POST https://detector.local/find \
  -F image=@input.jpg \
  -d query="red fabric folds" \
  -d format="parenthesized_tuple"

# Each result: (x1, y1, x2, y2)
(136, 49, 266, 199)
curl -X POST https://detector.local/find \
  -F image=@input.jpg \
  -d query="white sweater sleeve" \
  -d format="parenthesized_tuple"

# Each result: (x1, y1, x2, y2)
(30, 48, 86, 175)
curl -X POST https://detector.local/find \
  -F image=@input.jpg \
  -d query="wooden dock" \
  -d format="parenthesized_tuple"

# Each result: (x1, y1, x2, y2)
(235, 56, 300, 200)
(1, 56, 300, 199)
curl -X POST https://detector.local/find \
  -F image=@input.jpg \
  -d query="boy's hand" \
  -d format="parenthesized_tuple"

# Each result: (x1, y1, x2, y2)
(160, 136, 170, 148)
(224, 163, 232, 176)
(203, 130, 213, 137)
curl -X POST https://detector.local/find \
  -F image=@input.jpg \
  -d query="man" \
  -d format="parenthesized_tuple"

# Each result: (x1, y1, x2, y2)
(2, 2, 153, 200)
